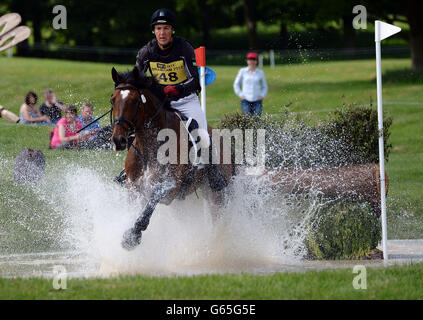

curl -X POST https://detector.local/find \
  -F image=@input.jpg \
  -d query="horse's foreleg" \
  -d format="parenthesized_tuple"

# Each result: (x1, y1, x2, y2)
(122, 180, 175, 250)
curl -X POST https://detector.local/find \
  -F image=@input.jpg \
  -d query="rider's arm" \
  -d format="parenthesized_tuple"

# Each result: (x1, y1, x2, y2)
(175, 40, 201, 96)
(135, 46, 150, 75)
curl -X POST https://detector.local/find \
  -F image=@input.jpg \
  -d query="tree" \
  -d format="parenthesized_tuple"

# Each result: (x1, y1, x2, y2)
(9, 0, 50, 44)
(312, 0, 360, 50)
(364, 0, 423, 70)
(258, 0, 321, 50)
(174, 0, 239, 48)
(199, 0, 211, 46)
(243, 0, 258, 49)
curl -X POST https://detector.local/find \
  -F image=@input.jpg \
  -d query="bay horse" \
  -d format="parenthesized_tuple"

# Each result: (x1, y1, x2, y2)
(110, 66, 233, 250)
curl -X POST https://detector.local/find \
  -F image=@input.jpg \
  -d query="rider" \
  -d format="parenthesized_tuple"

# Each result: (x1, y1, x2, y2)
(116, 8, 227, 191)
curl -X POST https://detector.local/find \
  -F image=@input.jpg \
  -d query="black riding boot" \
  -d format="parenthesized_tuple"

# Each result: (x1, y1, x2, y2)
(206, 163, 228, 191)
(206, 140, 228, 192)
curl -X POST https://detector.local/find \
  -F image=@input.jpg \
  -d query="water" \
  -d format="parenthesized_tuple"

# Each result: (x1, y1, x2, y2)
(0, 146, 329, 278)
(0, 119, 420, 278)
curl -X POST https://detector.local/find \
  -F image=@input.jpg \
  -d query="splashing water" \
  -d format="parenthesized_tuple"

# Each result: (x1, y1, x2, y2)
(56, 164, 322, 277)
(0, 115, 386, 278)
(0, 147, 330, 278)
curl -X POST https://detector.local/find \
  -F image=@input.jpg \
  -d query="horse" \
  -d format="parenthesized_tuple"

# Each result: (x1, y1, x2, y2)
(110, 66, 234, 250)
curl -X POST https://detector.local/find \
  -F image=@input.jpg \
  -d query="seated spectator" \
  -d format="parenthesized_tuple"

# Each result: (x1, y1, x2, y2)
(50, 106, 90, 149)
(40, 89, 66, 124)
(77, 103, 101, 138)
(74, 102, 113, 150)
(19, 91, 51, 125)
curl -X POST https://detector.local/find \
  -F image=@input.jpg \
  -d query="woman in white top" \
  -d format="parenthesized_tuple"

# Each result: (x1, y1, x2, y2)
(233, 52, 268, 116)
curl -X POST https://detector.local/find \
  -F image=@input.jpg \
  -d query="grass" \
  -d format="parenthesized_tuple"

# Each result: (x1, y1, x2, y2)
(1, 263, 423, 299)
(0, 56, 422, 299)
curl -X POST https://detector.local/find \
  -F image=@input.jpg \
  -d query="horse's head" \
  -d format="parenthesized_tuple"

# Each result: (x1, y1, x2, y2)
(111, 66, 152, 151)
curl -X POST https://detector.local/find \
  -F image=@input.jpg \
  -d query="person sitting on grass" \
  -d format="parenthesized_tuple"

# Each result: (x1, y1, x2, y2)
(19, 91, 51, 125)
(75, 102, 114, 150)
(50, 105, 90, 149)
(39, 89, 66, 124)
(76, 102, 101, 139)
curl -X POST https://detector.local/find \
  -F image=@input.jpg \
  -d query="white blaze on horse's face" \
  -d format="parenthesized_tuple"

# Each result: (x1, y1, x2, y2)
(120, 90, 130, 100)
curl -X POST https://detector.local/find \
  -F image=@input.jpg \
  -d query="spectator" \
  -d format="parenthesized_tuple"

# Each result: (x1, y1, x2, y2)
(77, 103, 101, 138)
(50, 105, 89, 149)
(233, 52, 268, 116)
(39, 89, 66, 124)
(19, 91, 51, 125)
(75, 102, 113, 150)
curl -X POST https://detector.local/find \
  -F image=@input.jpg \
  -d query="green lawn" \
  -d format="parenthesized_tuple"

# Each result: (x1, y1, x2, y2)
(1, 263, 423, 299)
(0, 56, 422, 299)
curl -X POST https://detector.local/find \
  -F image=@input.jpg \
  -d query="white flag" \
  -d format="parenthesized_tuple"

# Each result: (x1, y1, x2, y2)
(375, 20, 401, 42)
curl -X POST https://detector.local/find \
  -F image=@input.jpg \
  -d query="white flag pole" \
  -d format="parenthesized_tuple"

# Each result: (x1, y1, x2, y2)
(375, 35, 388, 262)
(194, 47, 210, 218)
(200, 65, 206, 113)
(375, 20, 401, 263)
(194, 46, 207, 114)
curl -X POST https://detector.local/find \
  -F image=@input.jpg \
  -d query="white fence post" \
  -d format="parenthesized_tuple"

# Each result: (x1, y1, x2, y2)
(258, 54, 263, 68)
(269, 49, 275, 68)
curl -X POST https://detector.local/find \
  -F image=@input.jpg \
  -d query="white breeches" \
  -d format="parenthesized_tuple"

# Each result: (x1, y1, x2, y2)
(170, 93, 210, 151)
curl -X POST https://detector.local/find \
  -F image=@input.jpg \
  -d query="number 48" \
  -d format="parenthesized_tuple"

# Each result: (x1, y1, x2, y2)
(159, 72, 178, 82)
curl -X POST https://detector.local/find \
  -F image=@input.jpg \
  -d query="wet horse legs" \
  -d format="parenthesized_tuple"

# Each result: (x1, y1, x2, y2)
(121, 181, 174, 250)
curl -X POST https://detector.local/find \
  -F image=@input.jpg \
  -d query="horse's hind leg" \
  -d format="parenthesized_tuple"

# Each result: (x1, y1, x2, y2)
(122, 180, 175, 250)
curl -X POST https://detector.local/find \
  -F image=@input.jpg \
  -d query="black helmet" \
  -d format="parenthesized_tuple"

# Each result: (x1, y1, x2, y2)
(150, 8, 176, 29)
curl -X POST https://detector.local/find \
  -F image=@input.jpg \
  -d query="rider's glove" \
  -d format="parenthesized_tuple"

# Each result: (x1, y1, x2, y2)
(163, 85, 180, 96)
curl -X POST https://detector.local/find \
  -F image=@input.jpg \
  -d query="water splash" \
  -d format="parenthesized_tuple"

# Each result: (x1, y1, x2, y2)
(56, 164, 320, 277)
(0, 115, 386, 277)
(1, 148, 326, 277)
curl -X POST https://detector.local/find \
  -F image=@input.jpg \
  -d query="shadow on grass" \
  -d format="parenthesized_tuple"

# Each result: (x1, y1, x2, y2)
(382, 68, 423, 84)
(280, 69, 423, 95)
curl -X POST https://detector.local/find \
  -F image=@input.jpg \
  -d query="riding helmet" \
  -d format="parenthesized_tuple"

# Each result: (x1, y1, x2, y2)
(150, 8, 176, 29)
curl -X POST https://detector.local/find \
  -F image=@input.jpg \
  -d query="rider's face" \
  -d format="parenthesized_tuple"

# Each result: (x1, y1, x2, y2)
(154, 24, 173, 49)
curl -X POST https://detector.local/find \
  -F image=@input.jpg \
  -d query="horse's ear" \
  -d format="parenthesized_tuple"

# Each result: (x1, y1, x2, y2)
(111, 67, 120, 84)
(132, 66, 139, 81)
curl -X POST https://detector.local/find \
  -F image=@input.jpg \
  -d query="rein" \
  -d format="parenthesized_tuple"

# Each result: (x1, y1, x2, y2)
(76, 108, 113, 134)
(113, 85, 168, 132)
(112, 85, 169, 167)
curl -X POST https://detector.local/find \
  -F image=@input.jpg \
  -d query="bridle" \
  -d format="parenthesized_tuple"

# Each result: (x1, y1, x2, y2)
(112, 84, 168, 134)
(113, 85, 144, 133)
(112, 84, 168, 165)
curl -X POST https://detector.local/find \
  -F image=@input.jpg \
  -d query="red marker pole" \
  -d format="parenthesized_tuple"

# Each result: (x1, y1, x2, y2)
(194, 46, 206, 114)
